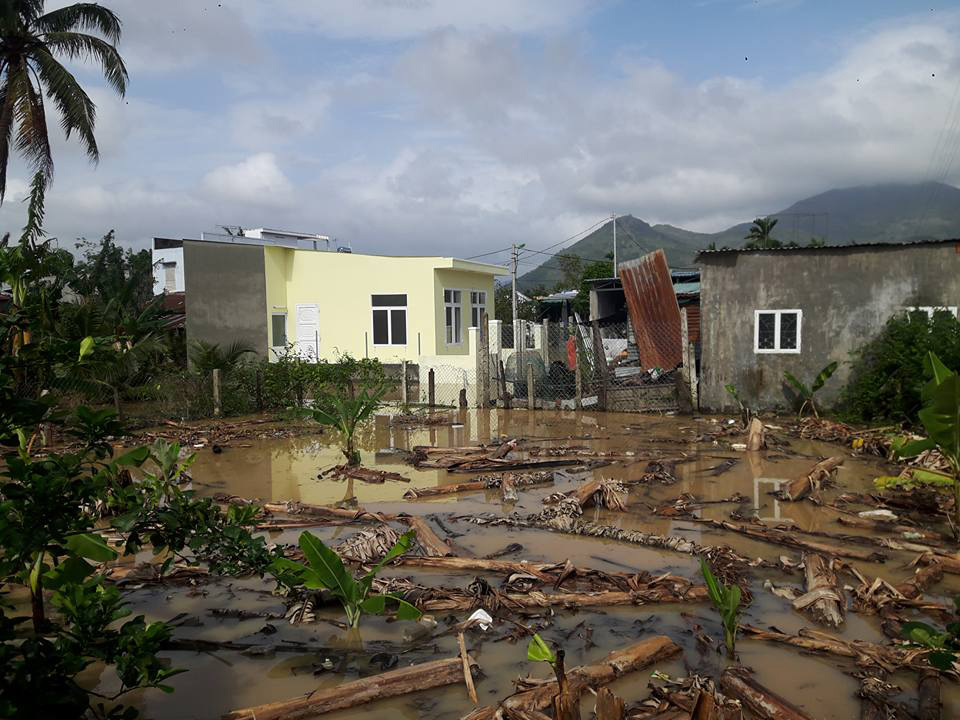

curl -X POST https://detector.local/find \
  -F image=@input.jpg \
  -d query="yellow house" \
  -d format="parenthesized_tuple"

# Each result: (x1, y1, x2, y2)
(176, 230, 508, 364)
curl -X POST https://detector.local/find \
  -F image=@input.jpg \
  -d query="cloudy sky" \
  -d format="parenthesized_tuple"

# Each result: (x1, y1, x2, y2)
(3, 0, 959, 265)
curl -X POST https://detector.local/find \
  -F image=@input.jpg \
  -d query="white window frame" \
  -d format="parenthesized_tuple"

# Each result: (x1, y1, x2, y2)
(162, 261, 177, 292)
(444, 289, 463, 345)
(905, 305, 958, 319)
(371, 295, 407, 346)
(753, 309, 802, 354)
(469, 290, 487, 328)
(270, 312, 288, 351)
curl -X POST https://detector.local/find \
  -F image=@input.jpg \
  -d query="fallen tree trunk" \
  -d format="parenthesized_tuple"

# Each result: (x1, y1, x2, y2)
(783, 456, 844, 501)
(741, 625, 922, 674)
(918, 670, 941, 720)
(897, 560, 944, 599)
(320, 464, 410, 483)
(719, 668, 813, 720)
(403, 516, 454, 556)
(404, 479, 487, 498)
(794, 553, 845, 627)
(462, 636, 681, 720)
(695, 518, 885, 562)
(746, 418, 766, 451)
(224, 655, 473, 720)
(567, 477, 627, 511)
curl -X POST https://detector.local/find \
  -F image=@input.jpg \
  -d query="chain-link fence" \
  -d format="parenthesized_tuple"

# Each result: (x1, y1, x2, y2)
(478, 319, 683, 412)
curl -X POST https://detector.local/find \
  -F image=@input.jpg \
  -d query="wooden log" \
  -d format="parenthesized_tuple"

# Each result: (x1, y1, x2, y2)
(321, 464, 411, 483)
(404, 480, 487, 499)
(917, 551, 960, 577)
(741, 625, 911, 673)
(746, 418, 766, 451)
(696, 518, 885, 562)
(403, 516, 453, 557)
(918, 671, 941, 720)
(224, 655, 472, 720)
(465, 636, 681, 719)
(794, 553, 845, 627)
(417, 587, 707, 611)
(897, 560, 944, 599)
(595, 687, 625, 720)
(458, 632, 479, 705)
(783, 456, 844, 501)
(719, 668, 813, 720)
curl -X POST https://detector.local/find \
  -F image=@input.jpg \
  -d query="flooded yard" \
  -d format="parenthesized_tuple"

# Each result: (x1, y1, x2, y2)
(115, 409, 960, 719)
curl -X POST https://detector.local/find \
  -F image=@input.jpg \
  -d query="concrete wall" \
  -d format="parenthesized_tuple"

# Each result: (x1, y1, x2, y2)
(263, 247, 498, 364)
(152, 246, 184, 295)
(698, 241, 960, 411)
(184, 241, 269, 361)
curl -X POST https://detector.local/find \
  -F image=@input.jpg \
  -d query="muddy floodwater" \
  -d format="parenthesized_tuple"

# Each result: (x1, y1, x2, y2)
(112, 409, 960, 719)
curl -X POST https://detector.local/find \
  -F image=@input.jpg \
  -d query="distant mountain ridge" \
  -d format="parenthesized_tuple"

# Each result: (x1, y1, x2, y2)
(517, 181, 960, 291)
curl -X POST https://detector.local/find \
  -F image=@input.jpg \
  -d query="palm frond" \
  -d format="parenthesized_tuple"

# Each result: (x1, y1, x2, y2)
(35, 3, 122, 43)
(41, 31, 127, 95)
(31, 49, 96, 159)
(10, 60, 53, 185)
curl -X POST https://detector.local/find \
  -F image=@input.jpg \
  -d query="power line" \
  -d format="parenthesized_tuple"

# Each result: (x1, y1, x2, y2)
(466, 246, 512, 260)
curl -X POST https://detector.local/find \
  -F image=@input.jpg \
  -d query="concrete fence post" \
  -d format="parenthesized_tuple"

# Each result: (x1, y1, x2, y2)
(540, 318, 550, 367)
(401, 360, 409, 405)
(428, 369, 436, 407)
(212, 368, 222, 417)
(575, 355, 582, 410)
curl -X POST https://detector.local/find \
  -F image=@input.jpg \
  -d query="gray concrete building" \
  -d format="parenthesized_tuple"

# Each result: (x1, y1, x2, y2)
(696, 239, 960, 411)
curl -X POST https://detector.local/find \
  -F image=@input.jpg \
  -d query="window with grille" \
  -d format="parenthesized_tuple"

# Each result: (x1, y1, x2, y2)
(754, 309, 801, 353)
(372, 294, 407, 345)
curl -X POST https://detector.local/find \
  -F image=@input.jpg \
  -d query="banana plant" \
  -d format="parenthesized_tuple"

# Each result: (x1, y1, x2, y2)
(305, 379, 391, 465)
(888, 352, 960, 526)
(527, 634, 577, 720)
(270, 530, 421, 628)
(783, 361, 838, 418)
(699, 557, 742, 657)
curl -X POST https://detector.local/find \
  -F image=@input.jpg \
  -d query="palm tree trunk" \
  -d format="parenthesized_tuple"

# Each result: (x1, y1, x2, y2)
(112, 385, 122, 418)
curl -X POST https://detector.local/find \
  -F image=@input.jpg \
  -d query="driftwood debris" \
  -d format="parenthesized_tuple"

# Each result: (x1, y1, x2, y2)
(898, 559, 944, 599)
(376, 573, 707, 612)
(630, 675, 740, 720)
(562, 477, 628, 511)
(918, 670, 941, 720)
(458, 632, 479, 705)
(410, 443, 603, 474)
(741, 625, 929, 674)
(223, 655, 475, 720)
(695, 518, 885, 562)
(594, 687, 625, 720)
(403, 471, 555, 500)
(320, 464, 410, 483)
(719, 668, 813, 720)
(782, 456, 844, 501)
(794, 553, 845, 627)
(462, 636, 681, 720)
(746, 418, 767, 451)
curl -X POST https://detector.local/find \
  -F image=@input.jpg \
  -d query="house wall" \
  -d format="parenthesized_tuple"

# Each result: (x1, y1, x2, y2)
(262, 248, 497, 363)
(183, 241, 269, 361)
(698, 242, 960, 411)
(151, 246, 184, 295)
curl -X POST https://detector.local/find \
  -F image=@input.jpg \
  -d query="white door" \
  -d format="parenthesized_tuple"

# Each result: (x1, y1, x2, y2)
(295, 304, 319, 360)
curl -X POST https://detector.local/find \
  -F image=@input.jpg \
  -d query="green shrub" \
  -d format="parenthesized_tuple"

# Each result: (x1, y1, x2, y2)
(839, 310, 960, 424)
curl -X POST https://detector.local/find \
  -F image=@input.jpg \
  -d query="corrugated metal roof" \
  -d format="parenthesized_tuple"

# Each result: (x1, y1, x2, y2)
(696, 237, 959, 261)
(619, 250, 683, 370)
(673, 282, 700, 295)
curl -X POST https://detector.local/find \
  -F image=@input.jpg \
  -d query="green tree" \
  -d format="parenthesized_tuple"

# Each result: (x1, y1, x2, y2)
(556, 253, 583, 290)
(573, 255, 614, 316)
(0, 0, 128, 199)
(69, 231, 154, 320)
(494, 283, 539, 322)
(743, 217, 782, 250)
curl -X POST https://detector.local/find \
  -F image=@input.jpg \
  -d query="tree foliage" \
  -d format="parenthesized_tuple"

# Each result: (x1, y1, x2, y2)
(0, 0, 128, 199)
(840, 310, 960, 423)
(742, 217, 781, 250)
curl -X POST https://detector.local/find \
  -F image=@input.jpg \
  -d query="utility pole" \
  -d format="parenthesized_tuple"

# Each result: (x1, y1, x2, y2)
(511, 243, 519, 329)
(612, 212, 617, 277)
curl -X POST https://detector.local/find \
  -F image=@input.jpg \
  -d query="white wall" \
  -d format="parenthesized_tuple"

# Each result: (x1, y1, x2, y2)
(152, 247, 184, 295)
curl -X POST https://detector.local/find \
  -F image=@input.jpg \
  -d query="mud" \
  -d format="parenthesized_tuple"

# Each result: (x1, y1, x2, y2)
(111, 409, 960, 719)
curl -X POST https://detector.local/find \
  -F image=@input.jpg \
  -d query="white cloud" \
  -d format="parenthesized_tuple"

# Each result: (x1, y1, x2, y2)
(201, 153, 296, 207)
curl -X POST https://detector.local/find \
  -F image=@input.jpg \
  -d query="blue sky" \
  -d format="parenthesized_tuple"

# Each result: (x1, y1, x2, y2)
(2, 0, 958, 262)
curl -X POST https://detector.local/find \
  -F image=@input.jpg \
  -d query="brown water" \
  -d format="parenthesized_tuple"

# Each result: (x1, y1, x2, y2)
(113, 409, 959, 719)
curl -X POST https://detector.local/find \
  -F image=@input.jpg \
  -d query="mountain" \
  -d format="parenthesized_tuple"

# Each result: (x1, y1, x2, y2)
(517, 181, 960, 291)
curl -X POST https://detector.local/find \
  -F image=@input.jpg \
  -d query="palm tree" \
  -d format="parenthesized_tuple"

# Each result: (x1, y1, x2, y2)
(0, 1, 128, 200)
(189, 340, 256, 376)
(743, 217, 782, 250)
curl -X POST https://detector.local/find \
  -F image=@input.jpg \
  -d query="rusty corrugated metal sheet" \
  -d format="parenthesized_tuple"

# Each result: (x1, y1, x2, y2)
(619, 250, 682, 369)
